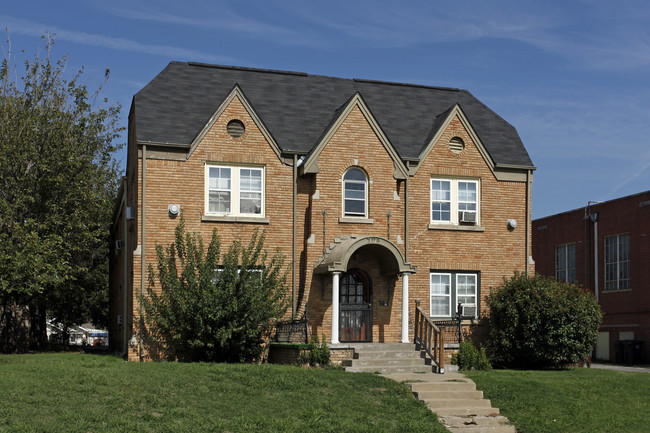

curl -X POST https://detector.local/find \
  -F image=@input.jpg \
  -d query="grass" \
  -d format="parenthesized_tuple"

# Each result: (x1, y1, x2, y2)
(0, 353, 448, 433)
(466, 368, 650, 433)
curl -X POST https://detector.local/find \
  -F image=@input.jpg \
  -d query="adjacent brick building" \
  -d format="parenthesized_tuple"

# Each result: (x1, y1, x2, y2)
(533, 191, 650, 363)
(109, 63, 535, 361)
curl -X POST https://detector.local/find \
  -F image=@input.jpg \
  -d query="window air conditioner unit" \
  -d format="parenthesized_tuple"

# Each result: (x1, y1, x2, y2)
(459, 211, 476, 224)
(461, 304, 477, 318)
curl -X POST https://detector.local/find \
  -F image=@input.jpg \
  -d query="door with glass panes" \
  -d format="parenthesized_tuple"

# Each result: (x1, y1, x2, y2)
(340, 269, 372, 342)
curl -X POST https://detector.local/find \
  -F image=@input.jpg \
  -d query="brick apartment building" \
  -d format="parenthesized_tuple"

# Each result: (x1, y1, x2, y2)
(533, 191, 650, 363)
(109, 63, 535, 361)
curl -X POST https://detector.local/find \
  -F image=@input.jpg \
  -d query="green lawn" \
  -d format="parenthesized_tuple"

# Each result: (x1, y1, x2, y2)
(466, 368, 650, 433)
(0, 353, 447, 433)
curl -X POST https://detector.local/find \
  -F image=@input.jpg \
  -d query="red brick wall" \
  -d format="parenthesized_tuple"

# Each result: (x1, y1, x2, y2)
(533, 191, 650, 362)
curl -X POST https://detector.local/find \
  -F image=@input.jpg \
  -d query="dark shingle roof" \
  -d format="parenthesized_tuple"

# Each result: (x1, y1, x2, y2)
(133, 62, 534, 168)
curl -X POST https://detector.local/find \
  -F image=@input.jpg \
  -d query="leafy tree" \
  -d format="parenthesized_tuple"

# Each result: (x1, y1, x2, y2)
(0, 34, 123, 352)
(142, 217, 288, 363)
(486, 273, 602, 368)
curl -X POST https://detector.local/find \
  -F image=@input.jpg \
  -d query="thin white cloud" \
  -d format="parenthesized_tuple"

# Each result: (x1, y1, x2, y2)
(97, 1, 326, 48)
(605, 156, 650, 199)
(1, 15, 234, 63)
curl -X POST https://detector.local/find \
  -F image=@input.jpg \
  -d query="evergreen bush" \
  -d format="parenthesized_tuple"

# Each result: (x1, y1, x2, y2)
(487, 273, 602, 368)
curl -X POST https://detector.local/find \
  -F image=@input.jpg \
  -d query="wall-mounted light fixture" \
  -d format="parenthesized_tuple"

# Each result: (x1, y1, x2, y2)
(168, 204, 180, 217)
(507, 219, 517, 229)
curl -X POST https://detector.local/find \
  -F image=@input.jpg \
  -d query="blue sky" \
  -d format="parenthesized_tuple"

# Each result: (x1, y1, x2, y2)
(2, 0, 649, 218)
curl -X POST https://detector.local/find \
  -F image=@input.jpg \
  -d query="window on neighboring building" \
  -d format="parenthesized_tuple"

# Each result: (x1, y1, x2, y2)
(555, 243, 576, 282)
(431, 178, 479, 225)
(206, 165, 264, 216)
(343, 168, 368, 217)
(605, 233, 630, 291)
(430, 272, 479, 318)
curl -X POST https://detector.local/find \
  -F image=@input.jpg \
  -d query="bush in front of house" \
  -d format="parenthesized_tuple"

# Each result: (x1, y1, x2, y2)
(142, 216, 288, 363)
(452, 340, 492, 371)
(298, 334, 331, 367)
(486, 273, 602, 369)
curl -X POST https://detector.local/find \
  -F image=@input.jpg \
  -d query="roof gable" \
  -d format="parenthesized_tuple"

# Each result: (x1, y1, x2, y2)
(187, 85, 282, 161)
(300, 93, 408, 180)
(412, 104, 494, 175)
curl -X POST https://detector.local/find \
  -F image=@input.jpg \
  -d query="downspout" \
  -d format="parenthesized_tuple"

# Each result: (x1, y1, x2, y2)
(404, 177, 409, 262)
(292, 154, 297, 319)
(593, 217, 599, 302)
(525, 170, 531, 276)
(122, 178, 128, 356)
(140, 144, 146, 361)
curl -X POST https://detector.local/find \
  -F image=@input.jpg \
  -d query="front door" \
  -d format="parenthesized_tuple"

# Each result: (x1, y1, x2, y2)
(340, 269, 372, 342)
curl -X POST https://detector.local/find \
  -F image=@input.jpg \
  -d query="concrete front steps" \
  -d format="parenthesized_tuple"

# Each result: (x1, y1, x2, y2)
(341, 343, 436, 374)
(342, 343, 515, 433)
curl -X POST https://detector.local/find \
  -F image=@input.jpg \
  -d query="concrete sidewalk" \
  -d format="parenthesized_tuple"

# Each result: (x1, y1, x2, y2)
(590, 363, 650, 373)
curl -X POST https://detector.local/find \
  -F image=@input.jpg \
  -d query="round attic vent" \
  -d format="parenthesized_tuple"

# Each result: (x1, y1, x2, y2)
(227, 119, 245, 138)
(449, 136, 465, 154)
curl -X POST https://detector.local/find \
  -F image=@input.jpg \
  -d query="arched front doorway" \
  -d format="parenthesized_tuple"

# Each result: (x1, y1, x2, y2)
(339, 269, 372, 342)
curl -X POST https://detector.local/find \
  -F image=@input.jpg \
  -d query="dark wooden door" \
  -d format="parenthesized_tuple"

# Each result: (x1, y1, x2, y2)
(340, 269, 372, 342)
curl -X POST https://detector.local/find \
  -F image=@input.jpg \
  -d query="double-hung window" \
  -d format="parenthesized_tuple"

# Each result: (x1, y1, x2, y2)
(206, 165, 264, 217)
(343, 168, 368, 218)
(431, 178, 479, 225)
(555, 243, 576, 282)
(430, 271, 479, 318)
(605, 233, 630, 291)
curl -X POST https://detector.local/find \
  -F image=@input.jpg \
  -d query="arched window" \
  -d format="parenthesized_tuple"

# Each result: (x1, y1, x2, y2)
(343, 168, 368, 217)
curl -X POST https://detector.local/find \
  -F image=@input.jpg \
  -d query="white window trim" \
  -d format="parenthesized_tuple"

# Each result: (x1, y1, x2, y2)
(430, 178, 480, 226)
(205, 164, 265, 218)
(342, 167, 369, 218)
(429, 271, 479, 319)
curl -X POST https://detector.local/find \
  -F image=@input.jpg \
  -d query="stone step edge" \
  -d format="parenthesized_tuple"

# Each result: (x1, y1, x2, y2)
(439, 415, 512, 427)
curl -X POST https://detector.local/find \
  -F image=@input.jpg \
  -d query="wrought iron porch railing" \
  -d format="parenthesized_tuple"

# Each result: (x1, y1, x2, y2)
(414, 299, 446, 373)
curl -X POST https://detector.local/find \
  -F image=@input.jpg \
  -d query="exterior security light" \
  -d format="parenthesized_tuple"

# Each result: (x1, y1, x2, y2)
(507, 219, 517, 229)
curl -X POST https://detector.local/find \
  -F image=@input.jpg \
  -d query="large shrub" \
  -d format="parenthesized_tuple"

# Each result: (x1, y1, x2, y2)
(142, 217, 288, 363)
(487, 273, 602, 368)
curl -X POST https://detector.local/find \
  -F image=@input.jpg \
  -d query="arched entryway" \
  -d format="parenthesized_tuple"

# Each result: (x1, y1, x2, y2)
(340, 269, 372, 342)
(314, 235, 416, 344)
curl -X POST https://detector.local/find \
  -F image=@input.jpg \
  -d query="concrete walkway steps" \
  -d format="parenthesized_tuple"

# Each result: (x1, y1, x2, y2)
(343, 343, 515, 433)
(342, 343, 435, 374)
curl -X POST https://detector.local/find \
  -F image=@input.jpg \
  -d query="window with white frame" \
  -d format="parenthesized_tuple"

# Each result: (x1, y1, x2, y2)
(605, 233, 630, 291)
(343, 168, 368, 217)
(206, 165, 264, 216)
(430, 272, 479, 318)
(555, 243, 576, 282)
(431, 178, 478, 225)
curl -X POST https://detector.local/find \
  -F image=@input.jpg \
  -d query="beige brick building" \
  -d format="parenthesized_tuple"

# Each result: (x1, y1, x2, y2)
(109, 63, 535, 361)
